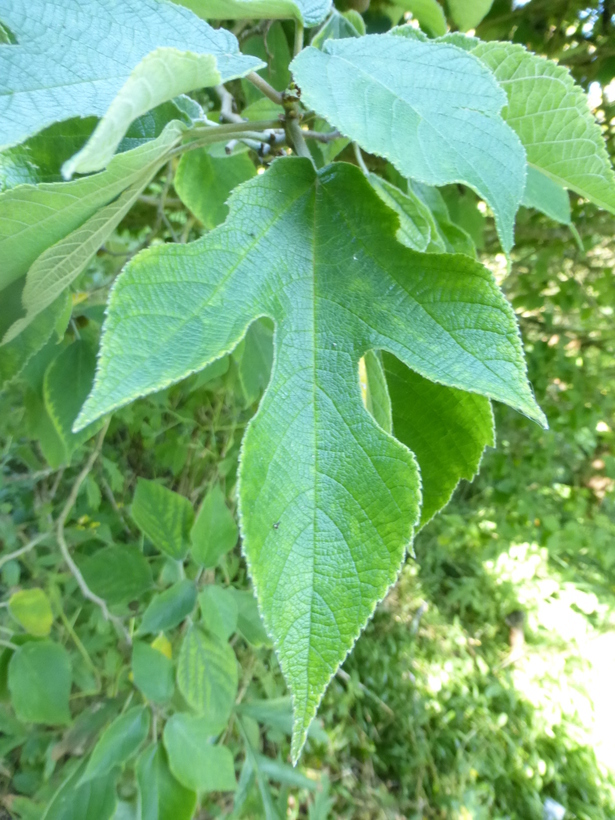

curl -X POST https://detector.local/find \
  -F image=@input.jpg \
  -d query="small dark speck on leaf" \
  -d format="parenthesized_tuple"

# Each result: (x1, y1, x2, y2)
(273, 522, 280, 529)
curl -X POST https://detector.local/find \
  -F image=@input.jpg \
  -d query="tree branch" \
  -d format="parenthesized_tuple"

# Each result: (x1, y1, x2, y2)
(246, 72, 284, 106)
(56, 420, 131, 645)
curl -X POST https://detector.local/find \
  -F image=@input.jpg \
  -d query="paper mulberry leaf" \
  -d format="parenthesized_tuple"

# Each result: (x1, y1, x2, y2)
(383, 354, 495, 526)
(290, 35, 526, 251)
(470, 41, 615, 215)
(174, 0, 332, 27)
(0, 0, 261, 168)
(76, 158, 544, 760)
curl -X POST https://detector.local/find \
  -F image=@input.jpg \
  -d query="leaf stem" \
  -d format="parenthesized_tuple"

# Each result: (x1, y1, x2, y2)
(294, 21, 304, 56)
(246, 72, 284, 106)
(287, 117, 312, 161)
(353, 142, 369, 175)
(55, 420, 131, 645)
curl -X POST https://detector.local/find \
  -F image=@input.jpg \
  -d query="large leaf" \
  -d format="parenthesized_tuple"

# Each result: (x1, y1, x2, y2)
(131, 478, 194, 560)
(0, 0, 262, 170)
(383, 354, 495, 526)
(290, 36, 526, 251)
(0, 121, 187, 342)
(174, 0, 332, 27)
(76, 158, 544, 759)
(470, 41, 615, 215)
(8, 641, 71, 725)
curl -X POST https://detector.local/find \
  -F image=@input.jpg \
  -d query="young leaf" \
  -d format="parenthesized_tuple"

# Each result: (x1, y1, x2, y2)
(136, 743, 197, 820)
(76, 158, 544, 760)
(131, 479, 194, 561)
(0, 0, 262, 166)
(177, 627, 238, 729)
(470, 41, 615, 215)
(43, 340, 103, 457)
(199, 585, 239, 642)
(290, 36, 526, 251)
(163, 713, 237, 792)
(175, 150, 256, 230)
(190, 485, 238, 568)
(175, 0, 332, 27)
(132, 642, 175, 704)
(8, 588, 53, 637)
(137, 579, 198, 636)
(8, 641, 71, 725)
(81, 706, 150, 783)
(42, 761, 118, 820)
(383, 354, 495, 525)
(0, 121, 187, 340)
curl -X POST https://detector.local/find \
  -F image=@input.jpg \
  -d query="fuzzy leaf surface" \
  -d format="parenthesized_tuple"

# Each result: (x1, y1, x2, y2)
(77, 158, 543, 759)
(290, 36, 526, 251)
(0, 0, 261, 165)
(471, 41, 615, 215)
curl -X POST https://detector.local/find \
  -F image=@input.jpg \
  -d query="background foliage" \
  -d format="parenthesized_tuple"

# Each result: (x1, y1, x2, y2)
(1, 1, 615, 818)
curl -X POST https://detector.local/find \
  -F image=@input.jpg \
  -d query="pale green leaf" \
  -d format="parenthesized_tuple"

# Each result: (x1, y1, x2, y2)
(448, 0, 494, 30)
(190, 485, 238, 568)
(8, 588, 53, 637)
(360, 351, 392, 434)
(174, 0, 332, 26)
(163, 714, 237, 792)
(43, 340, 104, 457)
(290, 36, 526, 250)
(42, 761, 118, 820)
(75, 158, 543, 760)
(175, 150, 256, 230)
(8, 641, 71, 725)
(176, 627, 238, 727)
(470, 41, 615, 215)
(383, 354, 494, 525)
(82, 706, 150, 783)
(138, 580, 198, 636)
(77, 546, 153, 607)
(132, 642, 175, 703)
(522, 166, 571, 225)
(311, 9, 362, 49)
(132, 479, 194, 561)
(368, 173, 431, 251)
(0, 0, 261, 160)
(391, 0, 447, 36)
(199, 585, 239, 642)
(136, 743, 197, 820)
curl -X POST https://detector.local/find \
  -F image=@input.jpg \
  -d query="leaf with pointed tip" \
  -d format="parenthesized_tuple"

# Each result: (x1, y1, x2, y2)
(290, 36, 526, 251)
(132, 479, 194, 561)
(174, 0, 332, 27)
(470, 41, 615, 216)
(383, 354, 495, 526)
(75, 158, 543, 760)
(81, 706, 150, 784)
(0, 0, 261, 164)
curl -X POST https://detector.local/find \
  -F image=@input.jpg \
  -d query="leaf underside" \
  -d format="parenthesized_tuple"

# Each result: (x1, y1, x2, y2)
(76, 156, 544, 760)
(290, 35, 526, 251)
